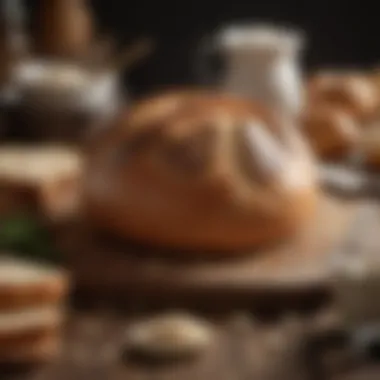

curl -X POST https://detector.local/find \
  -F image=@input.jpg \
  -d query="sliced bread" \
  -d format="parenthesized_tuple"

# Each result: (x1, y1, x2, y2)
(0, 306, 64, 336)
(0, 323, 59, 347)
(0, 255, 69, 310)
(0, 145, 82, 220)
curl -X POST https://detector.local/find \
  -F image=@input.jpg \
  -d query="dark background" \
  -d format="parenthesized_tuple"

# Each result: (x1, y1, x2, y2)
(26, 0, 380, 97)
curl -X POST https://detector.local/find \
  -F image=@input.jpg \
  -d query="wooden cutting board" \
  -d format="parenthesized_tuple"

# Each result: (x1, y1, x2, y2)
(65, 195, 361, 310)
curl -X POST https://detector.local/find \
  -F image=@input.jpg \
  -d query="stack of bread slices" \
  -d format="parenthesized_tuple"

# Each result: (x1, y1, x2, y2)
(0, 255, 69, 365)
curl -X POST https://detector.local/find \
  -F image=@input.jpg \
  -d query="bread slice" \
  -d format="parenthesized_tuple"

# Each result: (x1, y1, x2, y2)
(0, 145, 82, 220)
(0, 323, 59, 347)
(0, 333, 61, 364)
(0, 255, 69, 310)
(0, 307, 64, 336)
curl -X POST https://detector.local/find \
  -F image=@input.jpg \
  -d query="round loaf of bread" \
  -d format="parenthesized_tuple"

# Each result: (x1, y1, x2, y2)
(301, 104, 360, 159)
(83, 91, 318, 251)
(307, 72, 378, 124)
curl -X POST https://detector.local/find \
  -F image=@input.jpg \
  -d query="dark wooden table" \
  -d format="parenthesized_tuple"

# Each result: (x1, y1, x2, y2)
(2, 307, 378, 380)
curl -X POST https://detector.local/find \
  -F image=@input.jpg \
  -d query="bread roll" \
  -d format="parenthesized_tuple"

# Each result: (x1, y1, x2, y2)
(307, 72, 379, 124)
(301, 104, 360, 159)
(0, 256, 69, 310)
(359, 125, 380, 168)
(84, 91, 318, 252)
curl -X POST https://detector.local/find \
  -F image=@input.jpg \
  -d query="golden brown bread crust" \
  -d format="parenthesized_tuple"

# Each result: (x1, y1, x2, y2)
(307, 72, 379, 124)
(300, 104, 360, 159)
(0, 274, 69, 311)
(83, 90, 319, 252)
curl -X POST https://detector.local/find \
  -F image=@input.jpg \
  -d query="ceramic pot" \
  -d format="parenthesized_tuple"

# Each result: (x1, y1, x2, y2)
(9, 60, 121, 142)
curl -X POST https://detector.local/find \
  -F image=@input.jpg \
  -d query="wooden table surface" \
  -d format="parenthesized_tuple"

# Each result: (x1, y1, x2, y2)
(1, 307, 379, 380)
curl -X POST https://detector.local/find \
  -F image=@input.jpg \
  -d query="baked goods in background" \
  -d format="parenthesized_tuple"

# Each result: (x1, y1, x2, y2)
(0, 145, 83, 220)
(307, 72, 379, 125)
(358, 125, 380, 168)
(0, 255, 69, 364)
(84, 90, 318, 252)
(300, 104, 360, 159)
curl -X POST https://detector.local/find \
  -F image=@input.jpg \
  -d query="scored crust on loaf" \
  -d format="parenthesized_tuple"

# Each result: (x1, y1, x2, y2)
(236, 120, 288, 184)
(84, 90, 318, 251)
(0, 256, 69, 310)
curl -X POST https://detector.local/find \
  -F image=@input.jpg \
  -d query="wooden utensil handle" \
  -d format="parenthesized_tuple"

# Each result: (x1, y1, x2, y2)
(111, 38, 155, 72)
(37, 0, 94, 60)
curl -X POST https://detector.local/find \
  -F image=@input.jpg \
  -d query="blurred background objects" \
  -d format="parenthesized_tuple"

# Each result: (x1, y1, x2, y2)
(20, 0, 380, 98)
